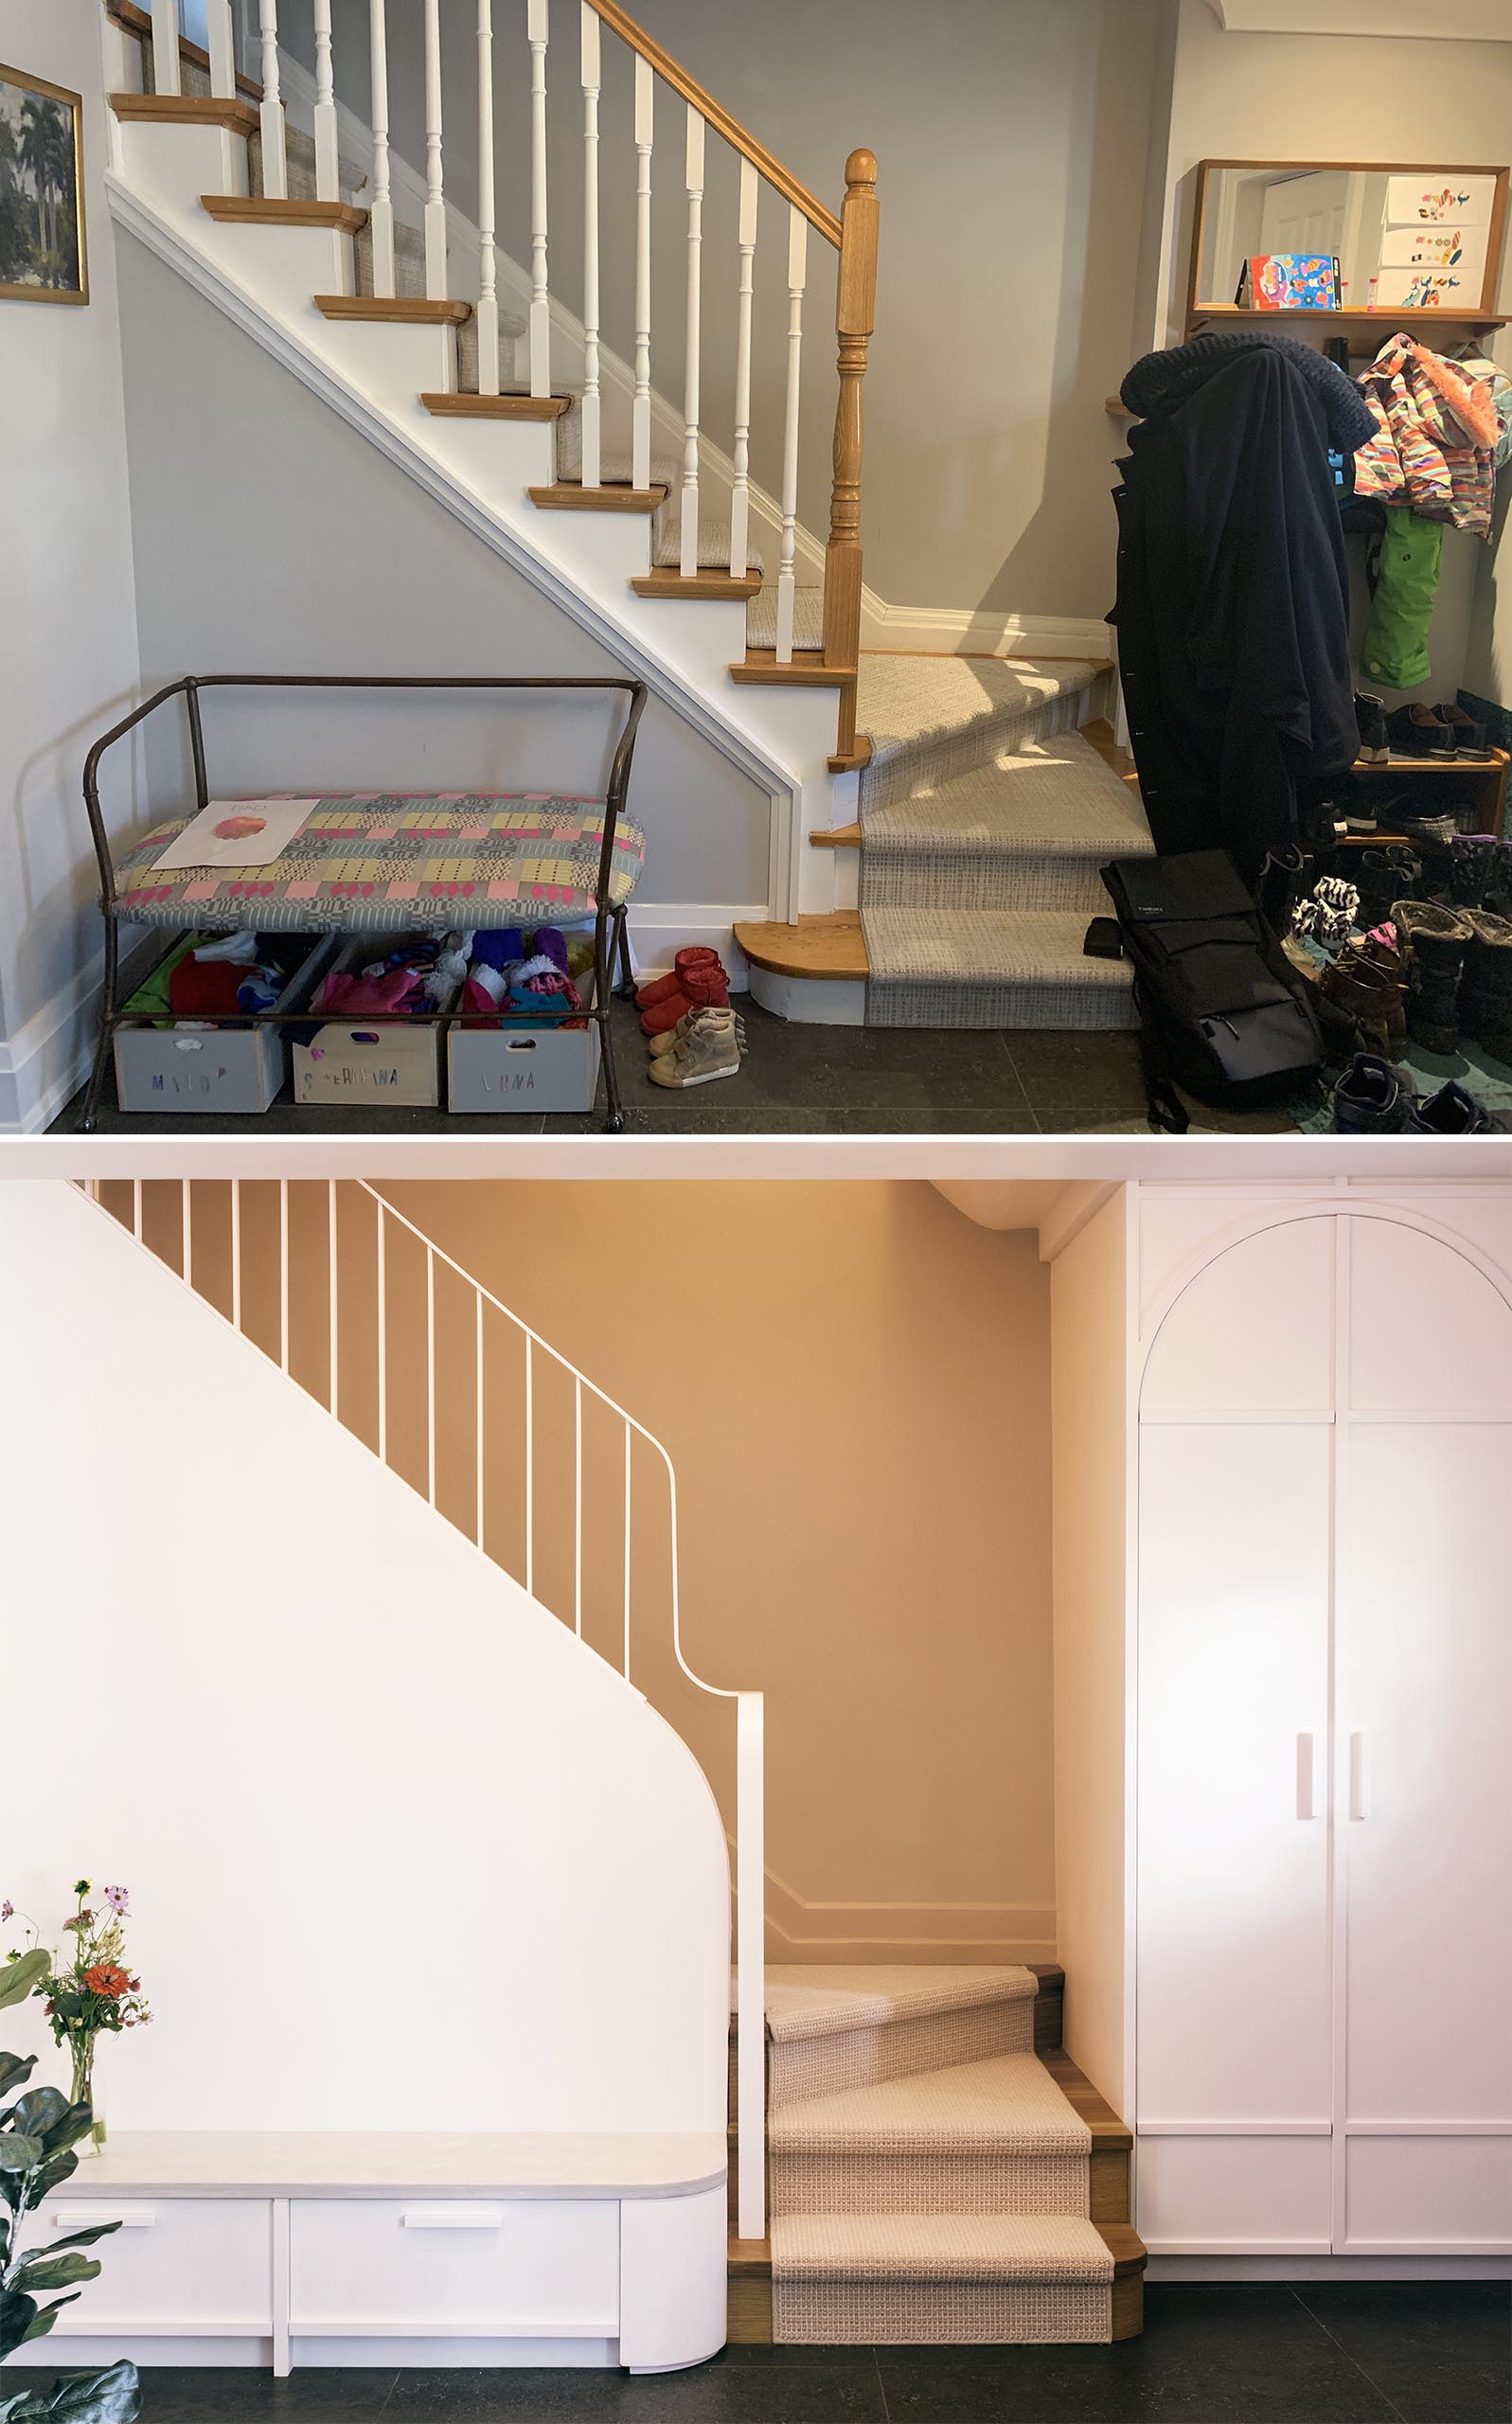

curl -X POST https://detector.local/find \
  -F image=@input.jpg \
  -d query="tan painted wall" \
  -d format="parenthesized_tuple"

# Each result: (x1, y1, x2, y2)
(119, 1177, 1058, 1965)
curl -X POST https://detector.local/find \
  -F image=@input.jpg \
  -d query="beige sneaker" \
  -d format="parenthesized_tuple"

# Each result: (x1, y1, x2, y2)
(646, 1006, 743, 1088)
(648, 1004, 745, 1060)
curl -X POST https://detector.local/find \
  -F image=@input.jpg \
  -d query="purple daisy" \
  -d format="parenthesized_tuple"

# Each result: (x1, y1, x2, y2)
(104, 1885, 131, 1917)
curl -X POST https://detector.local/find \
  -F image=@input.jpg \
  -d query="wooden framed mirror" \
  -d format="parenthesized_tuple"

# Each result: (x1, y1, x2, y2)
(1186, 159, 1509, 350)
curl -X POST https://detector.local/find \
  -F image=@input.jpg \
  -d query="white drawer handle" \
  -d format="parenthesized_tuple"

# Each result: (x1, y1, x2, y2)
(55, 2207, 157, 2229)
(401, 2206, 506, 2230)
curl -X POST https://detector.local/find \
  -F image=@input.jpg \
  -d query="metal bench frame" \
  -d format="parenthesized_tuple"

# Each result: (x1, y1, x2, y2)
(80, 671, 648, 1133)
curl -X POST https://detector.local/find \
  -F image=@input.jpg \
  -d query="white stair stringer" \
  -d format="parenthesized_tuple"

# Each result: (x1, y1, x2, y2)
(103, 137, 845, 930)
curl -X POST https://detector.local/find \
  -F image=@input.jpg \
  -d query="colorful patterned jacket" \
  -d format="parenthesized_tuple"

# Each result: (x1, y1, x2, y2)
(1353, 333, 1500, 535)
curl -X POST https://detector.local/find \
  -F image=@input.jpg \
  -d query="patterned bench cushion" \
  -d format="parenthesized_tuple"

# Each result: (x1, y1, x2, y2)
(112, 793, 645, 933)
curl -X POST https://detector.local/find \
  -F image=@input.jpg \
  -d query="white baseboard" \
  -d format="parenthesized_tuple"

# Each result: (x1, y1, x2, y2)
(0, 954, 102, 1135)
(1147, 2254, 1512, 2282)
(861, 603, 1113, 663)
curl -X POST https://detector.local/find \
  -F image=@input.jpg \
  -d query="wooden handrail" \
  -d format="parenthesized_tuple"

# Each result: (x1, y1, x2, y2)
(584, 0, 841, 247)
(106, 0, 264, 100)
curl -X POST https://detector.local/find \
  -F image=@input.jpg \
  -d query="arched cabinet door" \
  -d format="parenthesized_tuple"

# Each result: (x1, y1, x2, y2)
(1336, 1218, 1512, 2255)
(1136, 1215, 1337, 2256)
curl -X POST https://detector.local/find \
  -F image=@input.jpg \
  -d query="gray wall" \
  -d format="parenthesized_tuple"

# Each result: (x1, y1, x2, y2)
(116, 236, 771, 913)
(294, 0, 1167, 622)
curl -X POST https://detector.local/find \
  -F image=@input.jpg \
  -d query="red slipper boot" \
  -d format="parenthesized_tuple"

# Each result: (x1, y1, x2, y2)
(640, 966, 730, 1036)
(635, 948, 721, 1010)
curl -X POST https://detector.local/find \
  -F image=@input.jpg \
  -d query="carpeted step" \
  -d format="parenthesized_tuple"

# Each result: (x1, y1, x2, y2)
(855, 655, 1105, 816)
(766, 1965, 1039, 2108)
(771, 2213, 1114, 2345)
(653, 521, 766, 576)
(769, 2050, 1092, 2219)
(743, 586, 826, 654)
(862, 732, 1153, 918)
(862, 908, 1136, 1032)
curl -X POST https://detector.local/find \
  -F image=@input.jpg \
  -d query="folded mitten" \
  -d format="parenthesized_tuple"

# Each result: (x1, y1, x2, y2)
(471, 927, 530, 975)
(169, 956, 251, 1017)
(318, 964, 426, 1017)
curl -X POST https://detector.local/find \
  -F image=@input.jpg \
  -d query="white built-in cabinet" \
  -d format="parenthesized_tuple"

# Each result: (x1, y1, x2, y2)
(1051, 1185, 1512, 2269)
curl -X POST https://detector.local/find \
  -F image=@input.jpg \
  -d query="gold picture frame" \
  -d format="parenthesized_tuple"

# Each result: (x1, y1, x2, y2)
(0, 61, 89, 306)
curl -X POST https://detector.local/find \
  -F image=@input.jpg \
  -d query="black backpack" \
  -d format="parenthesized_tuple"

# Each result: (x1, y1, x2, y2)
(1099, 850, 1325, 1133)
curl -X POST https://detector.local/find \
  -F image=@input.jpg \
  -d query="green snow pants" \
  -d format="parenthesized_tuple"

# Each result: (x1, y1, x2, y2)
(1360, 504, 1444, 693)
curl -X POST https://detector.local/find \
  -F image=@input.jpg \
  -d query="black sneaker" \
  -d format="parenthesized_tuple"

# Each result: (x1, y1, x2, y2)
(1375, 793, 1457, 850)
(1434, 702, 1493, 760)
(1354, 692, 1390, 764)
(1404, 1078, 1507, 1135)
(1386, 703, 1455, 759)
(1331, 1050, 1413, 1134)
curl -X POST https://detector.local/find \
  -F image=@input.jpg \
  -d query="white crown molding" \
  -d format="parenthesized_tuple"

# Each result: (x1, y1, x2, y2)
(1208, 0, 1512, 35)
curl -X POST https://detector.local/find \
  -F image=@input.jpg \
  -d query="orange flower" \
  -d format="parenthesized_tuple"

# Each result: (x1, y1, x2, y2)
(84, 1963, 132, 2000)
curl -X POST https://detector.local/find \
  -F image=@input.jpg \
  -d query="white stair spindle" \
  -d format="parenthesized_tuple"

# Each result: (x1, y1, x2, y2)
(527, 0, 551, 398)
(258, 0, 287, 201)
(730, 158, 757, 580)
(205, 0, 236, 99)
(775, 205, 808, 663)
(312, 0, 339, 203)
(680, 107, 704, 578)
(579, 4, 602, 488)
(423, 0, 447, 300)
(151, 0, 182, 99)
(367, 0, 396, 294)
(631, 56, 653, 492)
(476, 0, 500, 393)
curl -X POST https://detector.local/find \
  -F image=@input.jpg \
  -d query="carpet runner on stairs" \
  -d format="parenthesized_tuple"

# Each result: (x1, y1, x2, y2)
(763, 1965, 1121, 2345)
(855, 672, 1154, 1030)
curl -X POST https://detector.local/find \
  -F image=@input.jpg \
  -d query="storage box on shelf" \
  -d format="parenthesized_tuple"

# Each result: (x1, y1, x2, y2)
(292, 936, 464, 1111)
(112, 934, 338, 1115)
(17, 2133, 727, 2377)
(447, 977, 601, 1116)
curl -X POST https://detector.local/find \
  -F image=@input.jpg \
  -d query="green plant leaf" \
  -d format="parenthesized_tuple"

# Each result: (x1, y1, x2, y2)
(28, 2223, 119, 2255)
(27, 2152, 79, 2200)
(10, 2092, 67, 2146)
(20, 2290, 80, 2343)
(0, 2055, 38, 2096)
(11, 2254, 101, 2293)
(0, 2389, 44, 2420)
(0, 2136, 44, 2171)
(29, 2362, 141, 2421)
(0, 2286, 39, 2361)
(37, 2107, 94, 2160)
(0, 1956, 48, 2014)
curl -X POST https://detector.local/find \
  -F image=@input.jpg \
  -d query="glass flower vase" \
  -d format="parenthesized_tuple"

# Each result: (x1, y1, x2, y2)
(69, 2039, 106, 2156)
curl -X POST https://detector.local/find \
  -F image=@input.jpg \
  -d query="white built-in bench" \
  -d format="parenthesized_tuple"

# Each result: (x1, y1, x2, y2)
(7, 2134, 727, 2377)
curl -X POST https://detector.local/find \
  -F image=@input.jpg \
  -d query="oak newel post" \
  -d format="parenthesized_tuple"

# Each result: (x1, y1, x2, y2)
(824, 147, 879, 722)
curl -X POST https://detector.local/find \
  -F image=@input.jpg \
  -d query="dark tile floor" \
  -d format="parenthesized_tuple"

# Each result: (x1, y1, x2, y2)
(117, 2284, 1510, 2422)
(54, 999, 1305, 1138)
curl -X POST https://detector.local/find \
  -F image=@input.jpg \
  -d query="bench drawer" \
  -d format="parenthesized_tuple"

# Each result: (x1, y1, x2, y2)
(43, 2198, 274, 2335)
(289, 2199, 620, 2337)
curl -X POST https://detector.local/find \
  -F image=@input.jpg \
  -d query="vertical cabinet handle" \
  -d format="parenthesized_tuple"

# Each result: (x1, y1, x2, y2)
(1349, 1731, 1368, 1821)
(1295, 1732, 1316, 1820)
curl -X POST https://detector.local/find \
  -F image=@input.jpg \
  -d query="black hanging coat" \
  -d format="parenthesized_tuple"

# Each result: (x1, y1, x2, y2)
(1112, 337, 1370, 878)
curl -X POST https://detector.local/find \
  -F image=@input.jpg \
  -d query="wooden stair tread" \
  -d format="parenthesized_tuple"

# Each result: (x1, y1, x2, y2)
(315, 294, 471, 325)
(423, 391, 571, 420)
(1038, 2045, 1132, 2149)
(111, 92, 258, 135)
(734, 913, 867, 981)
(529, 483, 668, 513)
(202, 195, 367, 232)
(727, 2236, 772, 2276)
(730, 649, 856, 688)
(1095, 2222, 1147, 2277)
(809, 822, 862, 850)
(631, 570, 764, 602)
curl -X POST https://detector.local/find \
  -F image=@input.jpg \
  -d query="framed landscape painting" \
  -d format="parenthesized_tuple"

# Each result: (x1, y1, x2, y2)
(0, 62, 87, 305)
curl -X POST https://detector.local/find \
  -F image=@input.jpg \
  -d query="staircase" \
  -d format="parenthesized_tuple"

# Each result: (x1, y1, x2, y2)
(100, 0, 1150, 1031)
(730, 1967, 1146, 2345)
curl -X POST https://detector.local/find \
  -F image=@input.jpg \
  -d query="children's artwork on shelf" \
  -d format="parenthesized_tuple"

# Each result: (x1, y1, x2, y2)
(1375, 267, 1467, 310)
(1246, 252, 1339, 311)
(1384, 173, 1495, 226)
(1380, 227, 1466, 269)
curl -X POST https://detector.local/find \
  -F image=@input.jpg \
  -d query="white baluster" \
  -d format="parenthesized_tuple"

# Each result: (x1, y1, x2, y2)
(631, 55, 653, 493)
(730, 158, 757, 580)
(775, 205, 807, 662)
(680, 107, 704, 576)
(527, 0, 551, 399)
(312, 0, 339, 203)
(151, 0, 182, 99)
(367, 0, 396, 294)
(579, 4, 601, 488)
(258, 0, 287, 201)
(205, 0, 236, 99)
(423, 0, 447, 299)
(476, 0, 500, 393)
